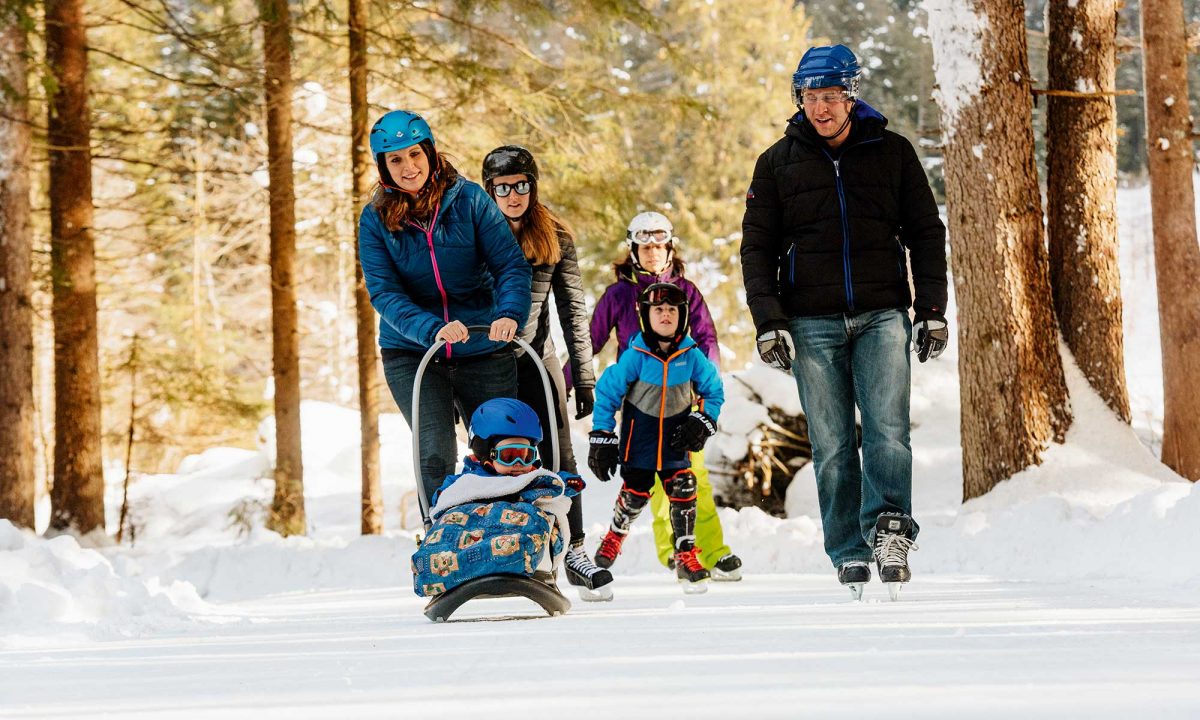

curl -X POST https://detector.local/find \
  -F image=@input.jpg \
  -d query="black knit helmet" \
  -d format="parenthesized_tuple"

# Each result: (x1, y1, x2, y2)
(482, 146, 539, 185)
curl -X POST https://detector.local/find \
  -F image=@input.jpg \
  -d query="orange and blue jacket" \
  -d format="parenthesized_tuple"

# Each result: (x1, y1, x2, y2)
(592, 332, 724, 472)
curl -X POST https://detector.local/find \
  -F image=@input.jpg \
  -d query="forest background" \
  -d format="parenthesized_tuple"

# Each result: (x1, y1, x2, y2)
(4, 0, 1199, 484)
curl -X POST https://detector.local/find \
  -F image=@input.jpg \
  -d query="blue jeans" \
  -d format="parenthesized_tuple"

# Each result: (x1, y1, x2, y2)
(788, 308, 918, 568)
(382, 350, 518, 503)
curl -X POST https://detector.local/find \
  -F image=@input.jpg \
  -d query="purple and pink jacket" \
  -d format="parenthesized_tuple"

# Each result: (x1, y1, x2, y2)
(591, 263, 720, 366)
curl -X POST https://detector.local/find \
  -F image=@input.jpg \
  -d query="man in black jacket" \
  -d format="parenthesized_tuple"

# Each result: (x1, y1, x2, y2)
(740, 44, 949, 600)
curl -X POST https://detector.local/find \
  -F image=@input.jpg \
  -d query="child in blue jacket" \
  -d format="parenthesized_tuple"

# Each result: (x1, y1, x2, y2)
(588, 283, 724, 592)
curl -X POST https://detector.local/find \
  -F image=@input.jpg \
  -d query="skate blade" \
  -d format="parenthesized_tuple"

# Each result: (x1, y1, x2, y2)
(679, 579, 709, 595)
(886, 582, 903, 601)
(845, 583, 864, 601)
(711, 568, 742, 582)
(577, 585, 614, 602)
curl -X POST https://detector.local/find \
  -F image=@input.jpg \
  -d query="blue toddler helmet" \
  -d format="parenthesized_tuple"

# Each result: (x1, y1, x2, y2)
(468, 398, 543, 460)
(792, 44, 862, 106)
(369, 110, 435, 188)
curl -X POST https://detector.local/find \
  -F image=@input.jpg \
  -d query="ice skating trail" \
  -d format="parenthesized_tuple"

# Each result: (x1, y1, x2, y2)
(2, 573, 1198, 719)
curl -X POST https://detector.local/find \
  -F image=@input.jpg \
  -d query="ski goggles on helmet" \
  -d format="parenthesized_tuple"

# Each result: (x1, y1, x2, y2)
(490, 442, 539, 467)
(641, 283, 687, 307)
(630, 228, 673, 245)
(492, 180, 532, 198)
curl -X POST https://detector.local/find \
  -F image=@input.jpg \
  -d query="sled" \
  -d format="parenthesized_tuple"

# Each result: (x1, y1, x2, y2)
(412, 324, 570, 622)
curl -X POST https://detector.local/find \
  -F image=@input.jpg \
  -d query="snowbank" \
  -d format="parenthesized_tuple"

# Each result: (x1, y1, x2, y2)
(0, 521, 207, 644)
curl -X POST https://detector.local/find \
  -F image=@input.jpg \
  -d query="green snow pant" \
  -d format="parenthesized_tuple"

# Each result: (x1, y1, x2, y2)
(650, 450, 732, 568)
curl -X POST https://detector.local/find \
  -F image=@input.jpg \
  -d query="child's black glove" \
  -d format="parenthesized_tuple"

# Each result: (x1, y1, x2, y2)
(670, 411, 717, 452)
(588, 431, 620, 481)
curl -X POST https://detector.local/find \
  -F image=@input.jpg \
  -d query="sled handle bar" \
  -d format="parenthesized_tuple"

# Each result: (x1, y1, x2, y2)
(412, 324, 560, 532)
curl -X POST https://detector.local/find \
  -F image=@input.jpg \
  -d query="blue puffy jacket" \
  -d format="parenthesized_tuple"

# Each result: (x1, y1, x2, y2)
(358, 176, 532, 357)
(592, 333, 724, 471)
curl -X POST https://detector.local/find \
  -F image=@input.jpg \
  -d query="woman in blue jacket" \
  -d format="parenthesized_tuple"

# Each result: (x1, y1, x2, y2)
(358, 110, 532, 503)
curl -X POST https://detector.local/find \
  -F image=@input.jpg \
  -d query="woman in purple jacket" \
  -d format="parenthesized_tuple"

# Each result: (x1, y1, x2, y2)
(589, 211, 743, 580)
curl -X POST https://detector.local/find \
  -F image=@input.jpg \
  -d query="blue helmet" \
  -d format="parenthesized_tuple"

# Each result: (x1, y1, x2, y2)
(369, 110, 435, 188)
(792, 45, 862, 106)
(468, 398, 543, 459)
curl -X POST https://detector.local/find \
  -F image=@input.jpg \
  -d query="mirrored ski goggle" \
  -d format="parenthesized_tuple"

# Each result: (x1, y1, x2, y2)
(630, 228, 673, 245)
(492, 181, 532, 198)
(641, 285, 687, 307)
(491, 442, 539, 467)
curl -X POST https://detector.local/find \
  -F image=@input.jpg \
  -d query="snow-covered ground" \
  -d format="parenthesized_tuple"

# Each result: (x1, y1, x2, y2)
(2, 181, 1198, 717)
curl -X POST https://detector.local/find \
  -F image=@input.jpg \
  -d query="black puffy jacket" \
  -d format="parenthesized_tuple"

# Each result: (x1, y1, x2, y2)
(519, 226, 596, 388)
(740, 102, 947, 333)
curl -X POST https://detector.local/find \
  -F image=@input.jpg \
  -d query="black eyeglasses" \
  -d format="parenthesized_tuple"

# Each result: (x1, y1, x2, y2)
(492, 181, 532, 198)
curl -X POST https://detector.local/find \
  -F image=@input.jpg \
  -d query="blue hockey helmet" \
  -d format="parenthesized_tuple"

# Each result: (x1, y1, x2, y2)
(792, 44, 862, 106)
(468, 398, 543, 460)
(369, 110, 435, 188)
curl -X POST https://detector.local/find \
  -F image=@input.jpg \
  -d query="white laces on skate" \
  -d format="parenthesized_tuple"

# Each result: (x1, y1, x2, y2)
(567, 547, 603, 576)
(874, 533, 918, 568)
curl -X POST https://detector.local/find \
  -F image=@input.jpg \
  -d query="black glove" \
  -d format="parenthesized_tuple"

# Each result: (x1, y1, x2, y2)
(588, 431, 620, 481)
(670, 411, 717, 452)
(756, 328, 794, 371)
(575, 386, 595, 420)
(913, 317, 949, 363)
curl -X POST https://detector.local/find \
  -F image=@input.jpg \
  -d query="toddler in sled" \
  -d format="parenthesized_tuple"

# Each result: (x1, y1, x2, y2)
(411, 398, 584, 598)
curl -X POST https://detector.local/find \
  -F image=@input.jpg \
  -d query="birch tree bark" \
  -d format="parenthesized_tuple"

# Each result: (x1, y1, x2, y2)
(1046, 0, 1130, 422)
(1140, 0, 1200, 480)
(46, 0, 106, 533)
(926, 0, 1072, 500)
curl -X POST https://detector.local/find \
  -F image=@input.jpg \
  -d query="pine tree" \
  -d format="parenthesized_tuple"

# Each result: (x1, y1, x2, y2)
(348, 0, 381, 535)
(0, 0, 37, 529)
(1140, 0, 1200, 480)
(260, 0, 305, 534)
(1046, 0, 1130, 421)
(46, 0, 106, 533)
(926, 0, 1072, 500)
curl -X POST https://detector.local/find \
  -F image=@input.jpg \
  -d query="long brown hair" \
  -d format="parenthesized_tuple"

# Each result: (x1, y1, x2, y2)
(484, 177, 569, 266)
(371, 141, 460, 231)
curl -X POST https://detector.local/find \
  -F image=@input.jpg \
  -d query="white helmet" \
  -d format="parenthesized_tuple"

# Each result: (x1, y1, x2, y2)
(625, 211, 676, 250)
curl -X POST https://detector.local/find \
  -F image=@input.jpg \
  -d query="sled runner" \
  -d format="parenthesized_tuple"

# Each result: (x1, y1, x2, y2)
(412, 325, 571, 622)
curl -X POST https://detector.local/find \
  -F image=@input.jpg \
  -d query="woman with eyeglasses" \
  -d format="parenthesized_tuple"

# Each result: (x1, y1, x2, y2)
(358, 112, 531, 509)
(588, 211, 743, 581)
(481, 145, 613, 601)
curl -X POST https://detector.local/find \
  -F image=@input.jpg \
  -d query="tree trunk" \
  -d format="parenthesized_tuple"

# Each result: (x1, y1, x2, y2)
(0, 9, 37, 529)
(927, 0, 1072, 500)
(1046, 0, 1131, 422)
(259, 0, 306, 534)
(1141, 0, 1200, 480)
(348, 0, 383, 535)
(46, 0, 105, 534)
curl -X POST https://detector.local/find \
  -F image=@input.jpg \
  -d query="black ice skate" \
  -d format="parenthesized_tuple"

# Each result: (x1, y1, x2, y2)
(674, 547, 710, 594)
(565, 543, 614, 602)
(711, 553, 743, 582)
(873, 513, 918, 601)
(837, 560, 871, 601)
